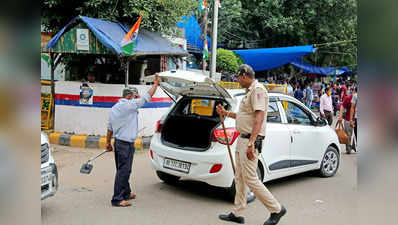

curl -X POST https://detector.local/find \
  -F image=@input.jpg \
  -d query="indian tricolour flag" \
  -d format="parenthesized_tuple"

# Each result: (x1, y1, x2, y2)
(120, 15, 143, 55)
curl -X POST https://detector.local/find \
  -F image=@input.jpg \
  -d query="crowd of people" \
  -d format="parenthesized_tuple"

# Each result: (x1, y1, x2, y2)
(290, 78, 358, 154)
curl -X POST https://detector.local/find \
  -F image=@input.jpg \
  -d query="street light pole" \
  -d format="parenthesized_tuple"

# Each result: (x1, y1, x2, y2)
(210, 0, 219, 79)
(202, 5, 208, 74)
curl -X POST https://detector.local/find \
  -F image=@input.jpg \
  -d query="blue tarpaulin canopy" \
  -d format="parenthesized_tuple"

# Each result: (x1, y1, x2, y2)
(290, 59, 350, 76)
(47, 15, 188, 56)
(232, 45, 316, 72)
(176, 15, 211, 52)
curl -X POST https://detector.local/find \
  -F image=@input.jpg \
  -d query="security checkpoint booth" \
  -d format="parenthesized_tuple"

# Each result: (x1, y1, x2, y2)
(43, 15, 188, 137)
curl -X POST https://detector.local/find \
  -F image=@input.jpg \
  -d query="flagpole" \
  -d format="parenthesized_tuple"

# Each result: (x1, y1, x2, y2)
(125, 59, 129, 87)
(210, 0, 219, 79)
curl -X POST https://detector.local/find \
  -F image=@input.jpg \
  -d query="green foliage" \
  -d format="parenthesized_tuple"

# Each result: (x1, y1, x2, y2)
(236, 53, 245, 66)
(211, 0, 357, 69)
(41, 0, 196, 35)
(216, 48, 241, 72)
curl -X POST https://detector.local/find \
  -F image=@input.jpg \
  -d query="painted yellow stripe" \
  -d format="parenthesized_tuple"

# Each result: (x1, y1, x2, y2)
(49, 132, 62, 145)
(134, 136, 143, 151)
(99, 137, 114, 149)
(99, 136, 142, 150)
(69, 135, 87, 148)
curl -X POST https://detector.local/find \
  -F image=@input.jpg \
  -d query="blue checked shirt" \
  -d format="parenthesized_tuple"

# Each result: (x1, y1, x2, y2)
(107, 93, 151, 143)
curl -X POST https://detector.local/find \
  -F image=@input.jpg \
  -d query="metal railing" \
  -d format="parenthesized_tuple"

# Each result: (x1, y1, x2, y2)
(41, 80, 54, 131)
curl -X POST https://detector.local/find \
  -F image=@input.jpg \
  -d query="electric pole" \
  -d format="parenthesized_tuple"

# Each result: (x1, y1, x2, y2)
(202, 4, 208, 74)
(210, 0, 219, 79)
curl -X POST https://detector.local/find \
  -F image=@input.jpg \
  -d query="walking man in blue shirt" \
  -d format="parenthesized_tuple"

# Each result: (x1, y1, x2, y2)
(305, 80, 313, 109)
(106, 73, 159, 207)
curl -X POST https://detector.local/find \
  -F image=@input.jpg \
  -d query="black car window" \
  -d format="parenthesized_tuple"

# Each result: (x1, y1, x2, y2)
(267, 101, 282, 123)
(281, 101, 312, 126)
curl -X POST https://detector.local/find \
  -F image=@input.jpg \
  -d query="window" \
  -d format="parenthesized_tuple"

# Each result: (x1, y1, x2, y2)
(175, 98, 223, 117)
(267, 101, 281, 123)
(282, 101, 312, 125)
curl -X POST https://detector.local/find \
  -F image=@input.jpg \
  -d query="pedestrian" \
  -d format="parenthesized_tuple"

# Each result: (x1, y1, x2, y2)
(339, 81, 348, 101)
(304, 80, 314, 109)
(284, 80, 294, 96)
(320, 87, 334, 126)
(332, 83, 339, 116)
(217, 64, 286, 225)
(294, 84, 304, 103)
(106, 73, 160, 207)
(349, 86, 358, 143)
(338, 87, 354, 153)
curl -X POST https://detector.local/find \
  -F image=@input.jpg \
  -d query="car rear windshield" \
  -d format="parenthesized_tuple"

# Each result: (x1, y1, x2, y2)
(172, 97, 228, 117)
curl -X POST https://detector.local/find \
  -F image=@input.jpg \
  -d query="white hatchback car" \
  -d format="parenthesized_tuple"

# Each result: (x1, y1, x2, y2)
(146, 70, 340, 199)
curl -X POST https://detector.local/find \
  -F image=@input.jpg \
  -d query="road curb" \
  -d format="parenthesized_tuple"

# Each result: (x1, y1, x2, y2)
(48, 132, 152, 151)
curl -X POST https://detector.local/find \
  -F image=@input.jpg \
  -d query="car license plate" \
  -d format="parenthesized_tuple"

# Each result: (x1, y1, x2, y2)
(163, 158, 191, 173)
(41, 173, 52, 186)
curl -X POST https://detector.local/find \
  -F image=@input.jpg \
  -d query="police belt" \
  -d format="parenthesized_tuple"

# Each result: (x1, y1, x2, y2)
(239, 134, 265, 153)
(240, 133, 265, 140)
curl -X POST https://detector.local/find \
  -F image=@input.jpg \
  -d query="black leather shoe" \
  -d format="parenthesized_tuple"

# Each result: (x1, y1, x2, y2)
(219, 212, 245, 224)
(263, 206, 286, 225)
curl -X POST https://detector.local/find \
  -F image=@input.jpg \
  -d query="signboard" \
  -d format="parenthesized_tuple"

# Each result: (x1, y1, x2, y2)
(76, 29, 89, 50)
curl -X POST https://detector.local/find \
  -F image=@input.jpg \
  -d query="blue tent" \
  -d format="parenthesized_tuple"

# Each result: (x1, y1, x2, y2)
(232, 45, 316, 72)
(290, 59, 350, 76)
(47, 15, 188, 56)
(176, 15, 211, 52)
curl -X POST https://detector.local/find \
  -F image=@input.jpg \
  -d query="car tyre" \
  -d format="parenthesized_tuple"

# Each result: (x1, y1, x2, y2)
(156, 171, 180, 184)
(319, 146, 340, 177)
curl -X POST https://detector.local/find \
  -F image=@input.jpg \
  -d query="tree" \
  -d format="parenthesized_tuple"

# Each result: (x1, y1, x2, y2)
(209, 0, 357, 69)
(216, 48, 241, 72)
(42, 0, 196, 35)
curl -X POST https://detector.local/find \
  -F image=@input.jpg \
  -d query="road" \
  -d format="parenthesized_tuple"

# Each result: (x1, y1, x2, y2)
(42, 144, 356, 225)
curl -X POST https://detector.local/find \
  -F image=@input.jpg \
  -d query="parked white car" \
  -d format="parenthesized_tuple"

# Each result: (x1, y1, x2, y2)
(145, 70, 340, 199)
(41, 132, 58, 200)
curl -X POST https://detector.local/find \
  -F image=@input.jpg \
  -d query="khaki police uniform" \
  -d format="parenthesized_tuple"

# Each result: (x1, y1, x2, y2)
(232, 80, 282, 216)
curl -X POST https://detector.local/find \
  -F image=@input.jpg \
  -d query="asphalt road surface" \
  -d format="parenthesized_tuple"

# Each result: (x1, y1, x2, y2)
(41, 144, 356, 225)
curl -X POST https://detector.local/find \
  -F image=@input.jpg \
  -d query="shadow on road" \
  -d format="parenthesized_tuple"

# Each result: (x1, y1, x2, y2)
(156, 179, 231, 202)
(155, 170, 321, 203)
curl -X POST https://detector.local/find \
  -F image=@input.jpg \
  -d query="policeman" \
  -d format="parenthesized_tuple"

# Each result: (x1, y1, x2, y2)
(218, 65, 286, 225)
(106, 73, 159, 207)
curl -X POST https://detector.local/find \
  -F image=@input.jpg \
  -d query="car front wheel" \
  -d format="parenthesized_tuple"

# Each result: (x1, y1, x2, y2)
(319, 146, 340, 177)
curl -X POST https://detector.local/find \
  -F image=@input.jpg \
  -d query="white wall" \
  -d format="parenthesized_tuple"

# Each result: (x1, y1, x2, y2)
(54, 81, 172, 137)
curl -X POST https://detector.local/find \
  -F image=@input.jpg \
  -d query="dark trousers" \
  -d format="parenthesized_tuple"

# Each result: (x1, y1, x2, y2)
(354, 118, 357, 141)
(111, 139, 135, 205)
(324, 110, 333, 126)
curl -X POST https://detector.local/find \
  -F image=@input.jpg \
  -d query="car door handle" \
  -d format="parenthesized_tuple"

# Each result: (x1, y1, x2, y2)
(292, 129, 301, 134)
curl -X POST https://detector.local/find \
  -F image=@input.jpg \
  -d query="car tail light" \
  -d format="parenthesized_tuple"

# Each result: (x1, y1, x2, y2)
(156, 120, 163, 133)
(212, 128, 240, 145)
(210, 164, 223, 173)
(149, 149, 154, 159)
